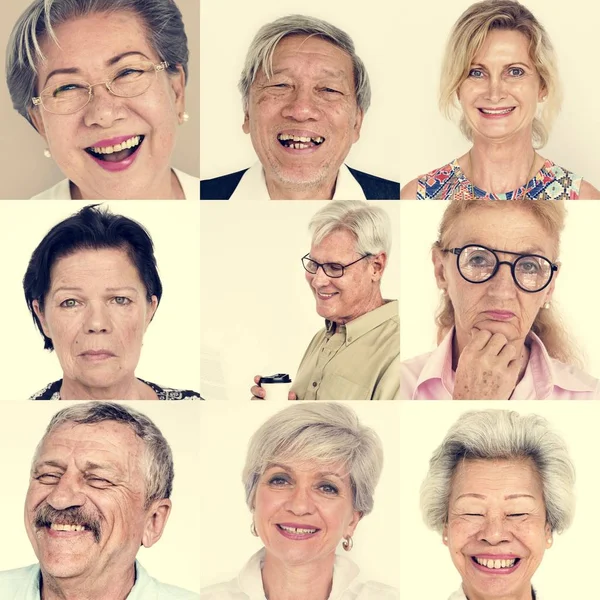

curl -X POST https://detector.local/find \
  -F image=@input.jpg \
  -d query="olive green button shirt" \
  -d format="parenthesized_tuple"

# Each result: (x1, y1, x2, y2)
(291, 300, 400, 400)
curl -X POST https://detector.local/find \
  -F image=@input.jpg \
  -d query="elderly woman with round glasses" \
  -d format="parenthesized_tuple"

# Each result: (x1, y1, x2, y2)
(6, 0, 198, 199)
(201, 402, 399, 599)
(421, 409, 575, 599)
(400, 199, 600, 399)
(401, 0, 600, 199)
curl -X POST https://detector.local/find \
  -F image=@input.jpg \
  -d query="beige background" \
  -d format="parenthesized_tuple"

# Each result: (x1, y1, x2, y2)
(0, 401, 201, 594)
(199, 0, 402, 185)
(398, 401, 600, 599)
(397, 0, 600, 189)
(199, 201, 400, 401)
(0, 0, 199, 199)
(199, 401, 401, 591)
(0, 201, 201, 399)
(399, 201, 600, 379)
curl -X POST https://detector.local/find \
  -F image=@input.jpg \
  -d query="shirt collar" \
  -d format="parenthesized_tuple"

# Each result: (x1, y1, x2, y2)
(230, 162, 366, 201)
(325, 300, 398, 345)
(413, 328, 596, 399)
(237, 548, 360, 599)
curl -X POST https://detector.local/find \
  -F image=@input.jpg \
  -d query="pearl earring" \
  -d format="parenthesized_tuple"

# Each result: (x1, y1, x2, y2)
(444, 536, 448, 541)
(43, 148, 51, 158)
(543, 302, 551, 310)
(180, 112, 189, 123)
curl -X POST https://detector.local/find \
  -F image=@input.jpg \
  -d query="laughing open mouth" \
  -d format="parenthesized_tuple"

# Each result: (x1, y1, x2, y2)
(473, 556, 520, 569)
(478, 107, 515, 115)
(277, 134, 325, 149)
(85, 135, 144, 162)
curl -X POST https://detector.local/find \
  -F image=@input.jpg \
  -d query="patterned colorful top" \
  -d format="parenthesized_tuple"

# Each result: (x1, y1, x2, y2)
(416, 158, 582, 200)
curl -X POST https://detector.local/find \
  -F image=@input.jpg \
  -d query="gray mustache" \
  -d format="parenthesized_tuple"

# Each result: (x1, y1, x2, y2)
(34, 505, 102, 543)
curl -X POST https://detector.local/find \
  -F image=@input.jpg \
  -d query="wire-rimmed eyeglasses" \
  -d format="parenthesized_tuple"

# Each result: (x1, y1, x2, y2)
(442, 244, 558, 293)
(32, 61, 170, 115)
(301, 253, 372, 278)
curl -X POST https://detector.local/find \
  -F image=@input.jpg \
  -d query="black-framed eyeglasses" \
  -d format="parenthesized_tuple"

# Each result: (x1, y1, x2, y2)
(301, 253, 372, 278)
(442, 244, 558, 293)
(32, 61, 170, 115)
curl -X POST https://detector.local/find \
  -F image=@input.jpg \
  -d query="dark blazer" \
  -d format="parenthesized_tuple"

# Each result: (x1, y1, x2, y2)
(200, 166, 399, 200)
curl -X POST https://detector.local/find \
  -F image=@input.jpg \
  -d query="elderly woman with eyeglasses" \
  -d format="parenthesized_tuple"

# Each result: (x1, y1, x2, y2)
(250, 200, 400, 400)
(6, 0, 197, 199)
(400, 199, 600, 399)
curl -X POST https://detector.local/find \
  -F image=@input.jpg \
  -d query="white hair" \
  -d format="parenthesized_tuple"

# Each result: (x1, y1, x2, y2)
(242, 403, 383, 516)
(421, 410, 575, 534)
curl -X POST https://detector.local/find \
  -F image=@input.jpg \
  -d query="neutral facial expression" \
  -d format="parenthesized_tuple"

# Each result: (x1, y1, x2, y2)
(305, 228, 385, 325)
(25, 421, 162, 580)
(243, 35, 363, 192)
(30, 11, 185, 198)
(433, 207, 557, 351)
(445, 458, 551, 599)
(34, 247, 158, 393)
(253, 460, 360, 567)
(458, 29, 544, 143)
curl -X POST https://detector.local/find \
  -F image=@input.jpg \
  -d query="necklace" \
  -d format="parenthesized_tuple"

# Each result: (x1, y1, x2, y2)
(462, 149, 539, 200)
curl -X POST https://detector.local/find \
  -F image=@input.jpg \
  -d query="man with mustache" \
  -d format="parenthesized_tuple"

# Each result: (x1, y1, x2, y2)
(0, 402, 199, 599)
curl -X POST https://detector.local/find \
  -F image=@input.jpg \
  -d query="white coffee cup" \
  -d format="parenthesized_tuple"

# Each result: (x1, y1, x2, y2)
(259, 374, 292, 401)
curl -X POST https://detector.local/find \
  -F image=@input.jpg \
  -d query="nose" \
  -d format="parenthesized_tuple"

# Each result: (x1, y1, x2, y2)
(310, 265, 333, 288)
(83, 302, 112, 334)
(485, 74, 507, 103)
(82, 83, 126, 128)
(478, 514, 512, 545)
(46, 472, 86, 510)
(281, 85, 321, 122)
(486, 262, 517, 299)
(284, 484, 315, 516)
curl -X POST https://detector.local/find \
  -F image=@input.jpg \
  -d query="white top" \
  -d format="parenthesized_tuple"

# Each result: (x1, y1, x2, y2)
(30, 168, 199, 200)
(0, 561, 199, 600)
(229, 162, 367, 201)
(200, 548, 399, 600)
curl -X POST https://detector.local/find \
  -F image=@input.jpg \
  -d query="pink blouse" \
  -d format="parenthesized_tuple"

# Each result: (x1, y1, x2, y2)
(401, 328, 600, 400)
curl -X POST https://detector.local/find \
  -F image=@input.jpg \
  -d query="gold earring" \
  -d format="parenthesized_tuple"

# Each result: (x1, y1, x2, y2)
(250, 522, 258, 537)
(43, 148, 51, 158)
(342, 535, 353, 551)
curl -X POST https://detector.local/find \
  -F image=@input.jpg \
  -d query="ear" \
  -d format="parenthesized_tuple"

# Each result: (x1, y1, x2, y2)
(544, 523, 552, 549)
(145, 296, 159, 328)
(242, 111, 250, 135)
(169, 65, 186, 123)
(352, 107, 364, 143)
(32, 299, 51, 339)
(28, 107, 48, 140)
(442, 524, 449, 547)
(432, 247, 449, 292)
(345, 510, 362, 538)
(538, 79, 548, 103)
(370, 252, 387, 282)
(141, 498, 171, 548)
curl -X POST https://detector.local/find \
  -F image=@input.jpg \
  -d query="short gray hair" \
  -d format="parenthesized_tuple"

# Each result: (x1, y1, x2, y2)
(309, 200, 391, 257)
(238, 14, 371, 116)
(6, 0, 189, 127)
(242, 403, 383, 516)
(421, 410, 575, 534)
(33, 402, 174, 508)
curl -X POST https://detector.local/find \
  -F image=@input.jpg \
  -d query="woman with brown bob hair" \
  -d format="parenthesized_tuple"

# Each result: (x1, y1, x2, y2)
(400, 199, 600, 399)
(402, 0, 599, 199)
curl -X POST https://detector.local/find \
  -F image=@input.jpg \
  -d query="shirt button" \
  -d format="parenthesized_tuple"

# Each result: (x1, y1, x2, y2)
(312, 382, 317, 388)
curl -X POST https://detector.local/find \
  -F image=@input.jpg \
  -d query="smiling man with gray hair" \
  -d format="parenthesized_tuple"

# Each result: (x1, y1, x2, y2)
(201, 15, 399, 200)
(0, 402, 199, 600)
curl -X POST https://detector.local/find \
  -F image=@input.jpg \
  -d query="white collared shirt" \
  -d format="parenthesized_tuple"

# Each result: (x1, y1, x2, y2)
(0, 561, 199, 599)
(200, 548, 398, 600)
(30, 168, 199, 200)
(229, 162, 367, 200)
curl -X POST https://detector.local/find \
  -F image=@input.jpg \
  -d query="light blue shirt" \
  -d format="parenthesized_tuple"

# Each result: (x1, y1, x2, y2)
(0, 560, 199, 599)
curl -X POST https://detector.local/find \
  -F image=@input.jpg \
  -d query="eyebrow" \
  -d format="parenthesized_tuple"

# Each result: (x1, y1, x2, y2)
(470, 61, 533, 69)
(456, 493, 537, 501)
(461, 242, 548, 255)
(43, 51, 152, 87)
(270, 67, 347, 79)
(265, 463, 344, 479)
(33, 459, 66, 473)
(51, 286, 140, 296)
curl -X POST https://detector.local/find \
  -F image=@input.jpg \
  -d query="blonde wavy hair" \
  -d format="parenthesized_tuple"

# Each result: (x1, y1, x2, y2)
(433, 200, 581, 368)
(439, 0, 561, 148)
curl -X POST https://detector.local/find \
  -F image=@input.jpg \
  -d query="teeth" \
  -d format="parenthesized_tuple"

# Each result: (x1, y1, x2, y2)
(277, 134, 324, 144)
(475, 557, 516, 569)
(90, 135, 141, 155)
(50, 523, 86, 532)
(481, 108, 513, 115)
(279, 525, 317, 534)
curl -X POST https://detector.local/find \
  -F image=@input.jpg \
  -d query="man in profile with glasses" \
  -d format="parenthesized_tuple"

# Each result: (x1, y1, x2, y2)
(251, 200, 399, 400)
